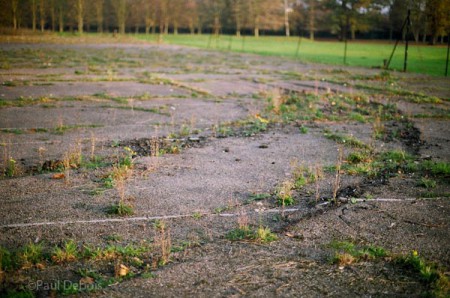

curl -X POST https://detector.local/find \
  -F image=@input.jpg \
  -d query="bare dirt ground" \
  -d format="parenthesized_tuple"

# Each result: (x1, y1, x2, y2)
(0, 41, 449, 297)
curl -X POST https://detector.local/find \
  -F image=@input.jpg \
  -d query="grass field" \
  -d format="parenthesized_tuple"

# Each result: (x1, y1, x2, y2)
(137, 34, 449, 77)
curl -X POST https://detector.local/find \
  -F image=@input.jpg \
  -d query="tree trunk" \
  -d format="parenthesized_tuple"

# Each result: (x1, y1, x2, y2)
(77, 0, 83, 34)
(234, 0, 241, 37)
(431, 35, 437, 45)
(32, 0, 36, 31)
(145, 22, 150, 34)
(96, 1, 103, 33)
(309, 0, 315, 40)
(284, 0, 290, 37)
(12, 0, 19, 30)
(50, 0, 55, 31)
(197, 22, 202, 35)
(39, 0, 45, 32)
(189, 18, 195, 34)
(422, 20, 427, 43)
(254, 15, 259, 37)
(339, 0, 347, 41)
(164, 20, 169, 34)
(58, 5, 63, 32)
(214, 14, 220, 35)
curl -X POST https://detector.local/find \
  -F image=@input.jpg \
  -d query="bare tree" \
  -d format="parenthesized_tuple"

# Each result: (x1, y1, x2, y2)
(426, 0, 450, 45)
(50, 0, 55, 31)
(95, 0, 104, 32)
(57, 0, 65, 32)
(158, 0, 169, 34)
(232, 0, 243, 36)
(76, 0, 84, 33)
(144, 0, 156, 34)
(39, 0, 44, 31)
(170, 0, 186, 35)
(112, 0, 127, 34)
(284, 0, 290, 36)
(308, 0, 316, 40)
(11, 0, 19, 30)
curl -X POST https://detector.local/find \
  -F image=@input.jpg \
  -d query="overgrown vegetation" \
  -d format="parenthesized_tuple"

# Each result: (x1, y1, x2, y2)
(342, 149, 450, 187)
(329, 240, 449, 296)
(330, 241, 388, 266)
(226, 226, 277, 243)
(396, 251, 450, 297)
(0, 220, 184, 296)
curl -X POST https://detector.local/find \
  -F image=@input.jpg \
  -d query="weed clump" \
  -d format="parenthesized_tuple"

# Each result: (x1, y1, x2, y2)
(330, 241, 388, 266)
(226, 226, 277, 243)
(323, 129, 370, 149)
(276, 181, 295, 206)
(396, 251, 450, 297)
(52, 240, 78, 264)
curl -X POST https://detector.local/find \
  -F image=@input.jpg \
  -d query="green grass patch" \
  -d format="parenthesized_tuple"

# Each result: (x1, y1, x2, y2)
(329, 240, 388, 266)
(328, 242, 449, 295)
(396, 251, 450, 297)
(226, 226, 277, 243)
(343, 149, 449, 187)
(100, 104, 169, 115)
(246, 193, 271, 204)
(417, 177, 437, 189)
(0, 128, 24, 135)
(53, 124, 103, 135)
(106, 201, 134, 216)
(51, 240, 78, 264)
(135, 34, 448, 77)
(323, 129, 370, 149)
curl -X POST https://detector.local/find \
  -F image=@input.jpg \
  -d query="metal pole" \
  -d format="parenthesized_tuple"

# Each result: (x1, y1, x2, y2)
(344, 38, 348, 65)
(295, 35, 302, 60)
(403, 9, 411, 72)
(207, 32, 212, 48)
(386, 12, 409, 70)
(446, 33, 450, 76)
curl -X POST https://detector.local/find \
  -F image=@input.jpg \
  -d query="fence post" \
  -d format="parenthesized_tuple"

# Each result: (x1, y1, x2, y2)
(343, 38, 348, 65)
(403, 9, 411, 72)
(446, 34, 449, 77)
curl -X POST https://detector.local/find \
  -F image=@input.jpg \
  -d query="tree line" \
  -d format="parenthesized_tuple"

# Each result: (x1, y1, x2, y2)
(0, 0, 449, 44)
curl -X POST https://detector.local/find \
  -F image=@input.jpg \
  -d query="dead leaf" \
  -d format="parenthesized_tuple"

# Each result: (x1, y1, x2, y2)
(80, 276, 94, 285)
(131, 257, 143, 266)
(36, 263, 46, 270)
(115, 264, 129, 278)
(52, 173, 65, 179)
